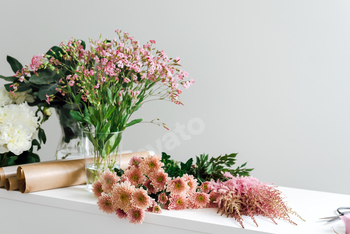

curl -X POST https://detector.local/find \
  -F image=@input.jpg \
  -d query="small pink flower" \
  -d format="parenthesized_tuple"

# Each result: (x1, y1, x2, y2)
(150, 170, 168, 191)
(150, 40, 156, 44)
(100, 169, 119, 193)
(112, 181, 135, 212)
(127, 207, 145, 224)
(45, 95, 50, 104)
(19, 76, 24, 82)
(92, 180, 103, 197)
(115, 208, 127, 219)
(188, 192, 209, 209)
(207, 191, 220, 208)
(131, 188, 151, 210)
(168, 194, 187, 210)
(139, 155, 163, 176)
(144, 179, 156, 194)
(166, 177, 188, 195)
(182, 174, 198, 194)
(68, 80, 75, 86)
(128, 155, 142, 168)
(124, 167, 145, 186)
(200, 181, 211, 194)
(97, 193, 114, 214)
(153, 205, 162, 214)
(158, 192, 168, 204)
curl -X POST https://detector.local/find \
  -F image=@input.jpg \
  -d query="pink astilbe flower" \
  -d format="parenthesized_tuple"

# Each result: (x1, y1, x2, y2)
(97, 193, 114, 214)
(123, 167, 145, 186)
(131, 188, 152, 210)
(112, 181, 135, 212)
(139, 155, 163, 176)
(158, 192, 168, 204)
(188, 192, 209, 209)
(150, 170, 168, 191)
(168, 194, 187, 210)
(211, 175, 302, 228)
(92, 180, 103, 197)
(207, 191, 220, 208)
(166, 177, 189, 195)
(115, 208, 127, 219)
(30, 54, 44, 71)
(182, 174, 198, 194)
(127, 207, 145, 224)
(129, 155, 143, 168)
(100, 169, 120, 193)
(200, 181, 211, 194)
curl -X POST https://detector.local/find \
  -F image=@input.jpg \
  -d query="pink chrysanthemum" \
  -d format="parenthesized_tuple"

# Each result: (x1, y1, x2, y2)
(139, 155, 163, 176)
(97, 193, 114, 214)
(115, 208, 127, 219)
(129, 155, 143, 168)
(207, 191, 220, 208)
(100, 169, 120, 193)
(150, 170, 168, 191)
(127, 207, 145, 224)
(92, 180, 103, 197)
(168, 194, 187, 210)
(111, 181, 135, 212)
(124, 167, 145, 186)
(166, 177, 189, 195)
(153, 204, 162, 214)
(200, 181, 211, 194)
(158, 192, 168, 204)
(182, 174, 198, 193)
(131, 188, 151, 210)
(188, 192, 209, 209)
(144, 179, 156, 194)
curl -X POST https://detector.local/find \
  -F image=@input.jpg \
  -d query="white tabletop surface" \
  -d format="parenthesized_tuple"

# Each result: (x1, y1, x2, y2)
(0, 185, 348, 234)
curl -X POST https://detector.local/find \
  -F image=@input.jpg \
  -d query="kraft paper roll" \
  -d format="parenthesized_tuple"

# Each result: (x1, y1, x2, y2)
(0, 166, 19, 187)
(5, 176, 19, 191)
(17, 151, 150, 193)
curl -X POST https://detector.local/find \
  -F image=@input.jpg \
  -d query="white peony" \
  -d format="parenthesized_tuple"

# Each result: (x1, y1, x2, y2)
(0, 87, 13, 107)
(0, 87, 35, 107)
(0, 103, 39, 155)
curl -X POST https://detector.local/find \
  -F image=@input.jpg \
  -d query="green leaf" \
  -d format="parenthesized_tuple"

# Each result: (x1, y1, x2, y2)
(6, 156, 18, 166)
(70, 110, 84, 122)
(31, 139, 41, 151)
(46, 46, 63, 60)
(38, 128, 47, 144)
(38, 83, 58, 100)
(0, 75, 17, 82)
(7, 56, 23, 73)
(125, 118, 142, 128)
(29, 69, 57, 84)
(4, 82, 32, 92)
(106, 88, 112, 104)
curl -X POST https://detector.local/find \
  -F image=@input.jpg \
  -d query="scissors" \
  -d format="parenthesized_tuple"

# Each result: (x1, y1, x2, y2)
(320, 207, 350, 223)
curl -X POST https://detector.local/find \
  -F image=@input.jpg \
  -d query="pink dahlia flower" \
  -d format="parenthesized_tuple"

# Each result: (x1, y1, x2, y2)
(115, 208, 127, 219)
(150, 170, 168, 191)
(111, 181, 135, 212)
(129, 155, 143, 168)
(188, 192, 209, 209)
(139, 155, 163, 176)
(158, 192, 168, 204)
(124, 167, 145, 186)
(200, 181, 211, 194)
(144, 179, 156, 194)
(207, 191, 220, 208)
(182, 174, 198, 194)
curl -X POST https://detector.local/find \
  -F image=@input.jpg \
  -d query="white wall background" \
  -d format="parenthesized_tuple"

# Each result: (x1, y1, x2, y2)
(1, 0, 349, 195)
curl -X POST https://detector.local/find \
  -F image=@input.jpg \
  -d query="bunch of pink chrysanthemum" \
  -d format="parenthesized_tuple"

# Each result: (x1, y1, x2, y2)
(210, 173, 303, 228)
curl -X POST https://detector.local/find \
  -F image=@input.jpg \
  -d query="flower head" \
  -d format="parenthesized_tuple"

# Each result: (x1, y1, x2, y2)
(139, 154, 163, 176)
(158, 192, 168, 204)
(153, 204, 162, 214)
(97, 193, 114, 214)
(129, 155, 143, 168)
(127, 207, 145, 224)
(207, 191, 220, 208)
(150, 170, 168, 191)
(115, 208, 127, 219)
(123, 167, 145, 186)
(144, 179, 156, 194)
(92, 180, 103, 197)
(182, 174, 198, 194)
(188, 192, 209, 209)
(100, 169, 119, 193)
(168, 194, 187, 210)
(200, 181, 211, 194)
(112, 181, 135, 212)
(166, 177, 189, 195)
(131, 188, 151, 210)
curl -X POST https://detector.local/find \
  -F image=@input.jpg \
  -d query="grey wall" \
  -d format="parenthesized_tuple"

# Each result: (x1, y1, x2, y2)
(1, 0, 349, 194)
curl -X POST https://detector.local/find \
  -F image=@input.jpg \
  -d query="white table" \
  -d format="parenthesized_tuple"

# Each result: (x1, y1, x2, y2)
(0, 185, 348, 234)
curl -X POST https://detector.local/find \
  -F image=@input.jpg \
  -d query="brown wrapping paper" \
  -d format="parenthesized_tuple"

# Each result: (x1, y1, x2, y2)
(5, 177, 19, 191)
(17, 151, 150, 193)
(0, 165, 19, 187)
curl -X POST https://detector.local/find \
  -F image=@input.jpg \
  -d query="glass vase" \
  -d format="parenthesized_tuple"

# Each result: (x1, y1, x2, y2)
(83, 130, 123, 192)
(55, 107, 83, 160)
